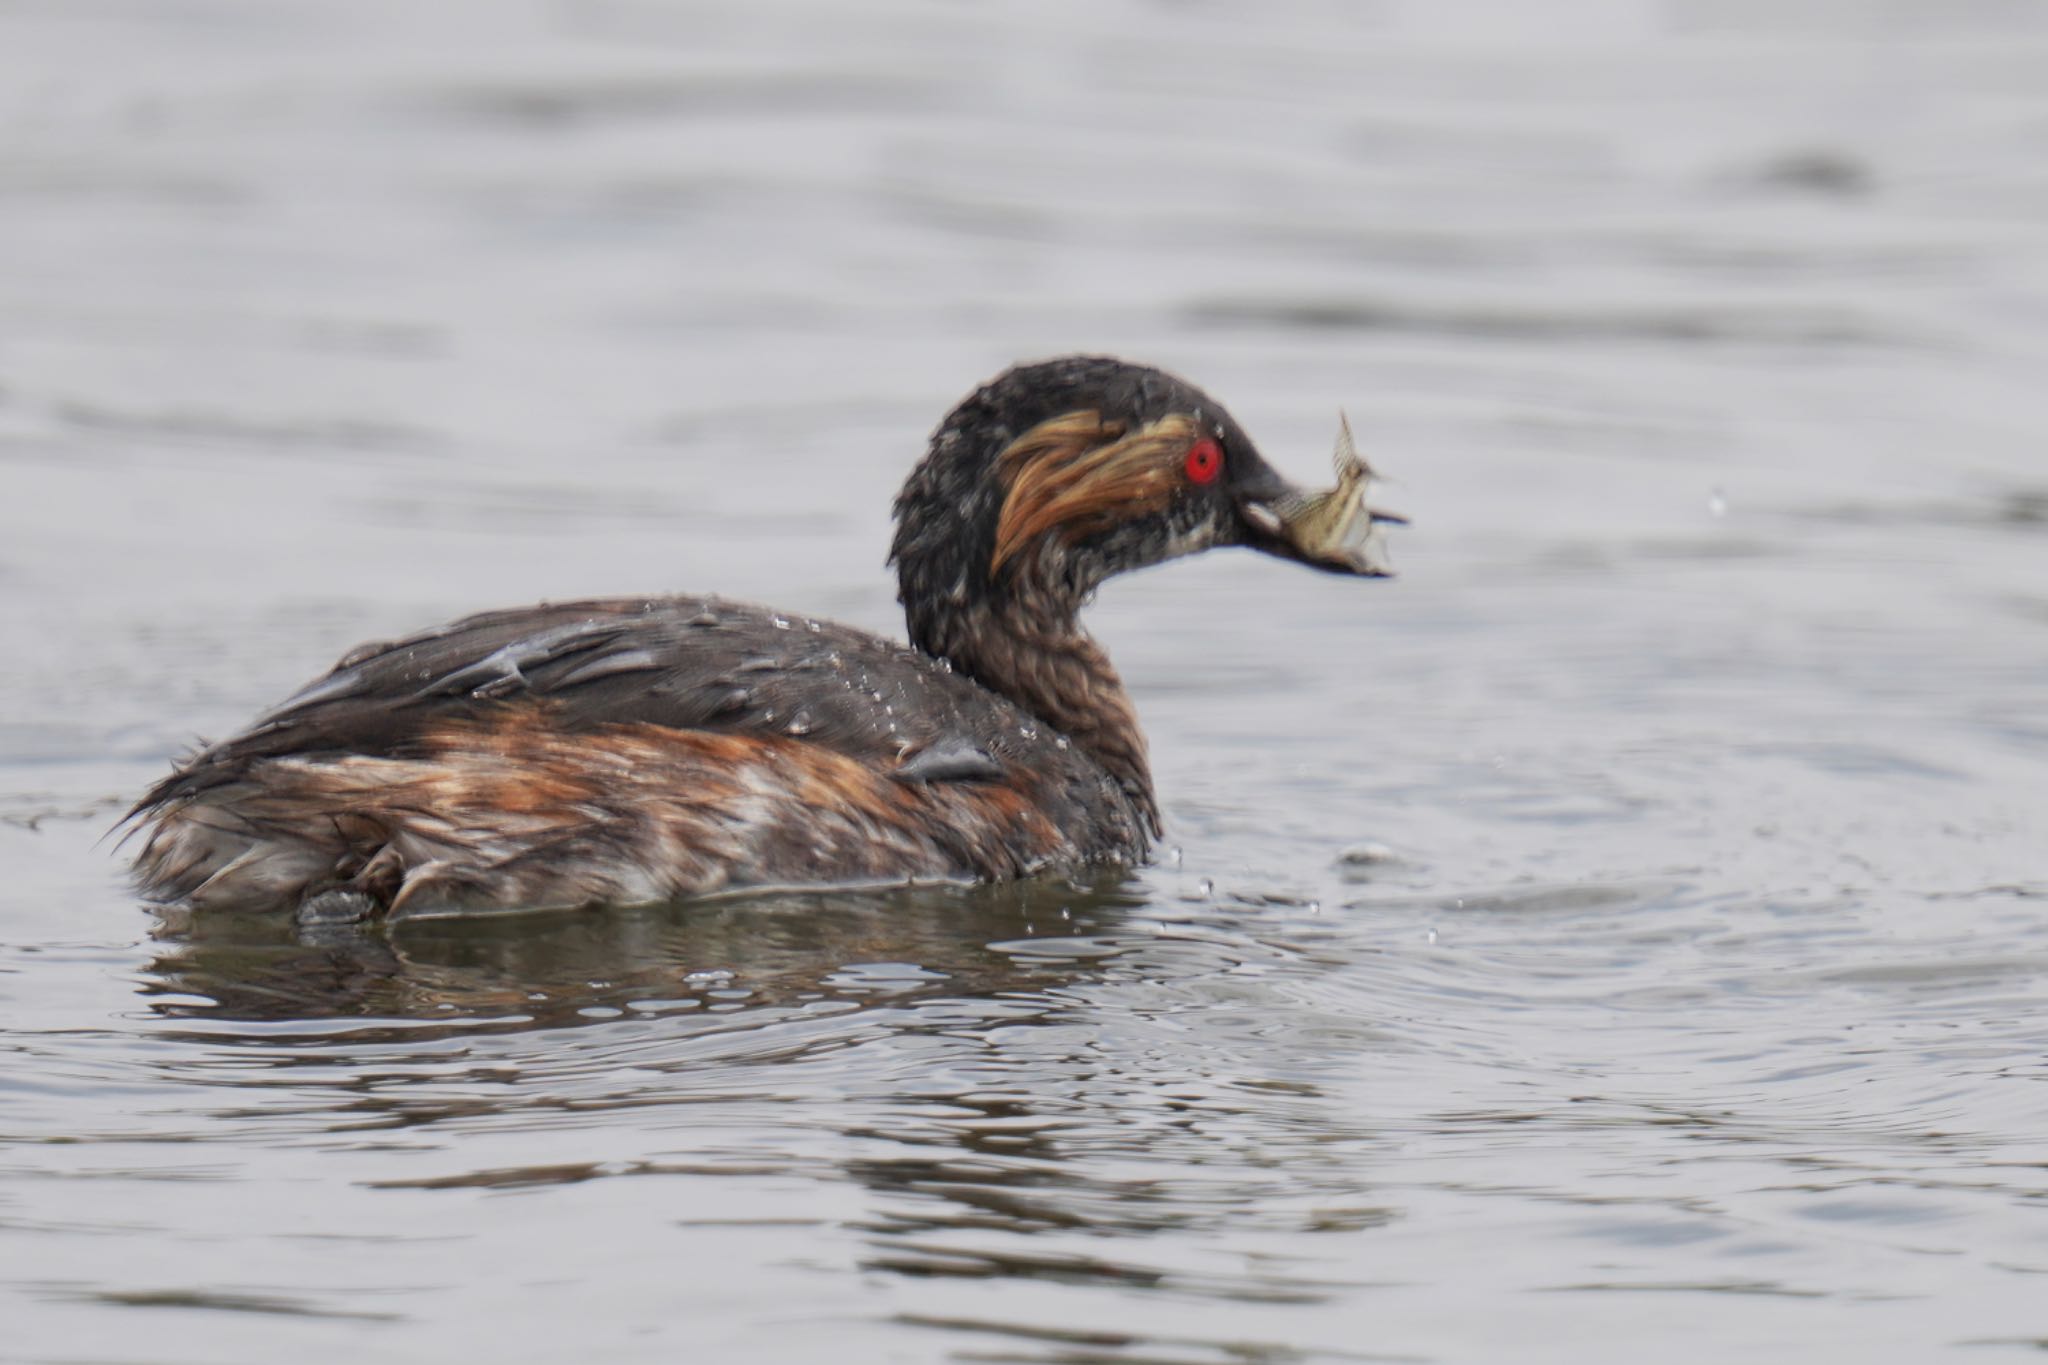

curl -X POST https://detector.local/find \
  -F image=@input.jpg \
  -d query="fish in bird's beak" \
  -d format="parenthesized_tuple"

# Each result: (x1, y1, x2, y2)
(1234, 414, 1406, 576)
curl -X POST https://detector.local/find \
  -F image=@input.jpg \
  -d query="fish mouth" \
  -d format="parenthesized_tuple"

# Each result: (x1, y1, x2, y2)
(1237, 492, 1406, 576)
(1232, 457, 1406, 578)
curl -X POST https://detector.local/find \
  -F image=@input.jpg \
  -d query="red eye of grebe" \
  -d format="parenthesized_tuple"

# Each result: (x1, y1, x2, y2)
(1184, 438, 1223, 485)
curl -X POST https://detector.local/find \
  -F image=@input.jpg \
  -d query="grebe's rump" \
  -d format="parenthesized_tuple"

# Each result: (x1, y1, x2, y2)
(127, 356, 1402, 921)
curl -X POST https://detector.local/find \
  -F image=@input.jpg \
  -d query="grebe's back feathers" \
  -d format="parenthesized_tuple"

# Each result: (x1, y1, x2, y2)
(131, 595, 1146, 916)
(145, 597, 1108, 797)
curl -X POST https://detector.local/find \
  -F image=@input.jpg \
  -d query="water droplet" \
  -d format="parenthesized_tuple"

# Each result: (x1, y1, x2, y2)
(1053, 735, 1070, 751)
(1708, 487, 1728, 518)
(1307, 901, 1321, 915)
(1196, 877, 1213, 898)
(785, 709, 814, 737)
(804, 618, 822, 633)
(1170, 846, 1183, 868)
(1019, 725, 1038, 741)
(770, 614, 791, 630)
(1426, 926, 1438, 945)
(1059, 907, 1070, 920)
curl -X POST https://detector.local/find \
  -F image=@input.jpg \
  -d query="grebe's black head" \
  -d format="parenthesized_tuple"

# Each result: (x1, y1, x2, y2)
(889, 355, 1394, 654)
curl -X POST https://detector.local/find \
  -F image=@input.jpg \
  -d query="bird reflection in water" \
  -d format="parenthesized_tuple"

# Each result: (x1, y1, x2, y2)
(140, 872, 1151, 1030)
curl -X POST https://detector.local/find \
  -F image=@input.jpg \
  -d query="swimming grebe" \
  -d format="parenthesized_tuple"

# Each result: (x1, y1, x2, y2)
(128, 356, 1401, 920)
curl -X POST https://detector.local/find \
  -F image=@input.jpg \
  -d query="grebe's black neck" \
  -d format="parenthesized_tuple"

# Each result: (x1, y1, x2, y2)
(903, 589, 1155, 834)
(889, 358, 1204, 832)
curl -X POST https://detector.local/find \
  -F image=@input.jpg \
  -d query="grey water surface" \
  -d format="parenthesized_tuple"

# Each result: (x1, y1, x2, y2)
(4, 2, 2048, 1361)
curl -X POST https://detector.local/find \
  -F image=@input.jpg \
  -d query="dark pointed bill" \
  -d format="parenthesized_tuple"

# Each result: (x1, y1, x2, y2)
(1238, 414, 1405, 577)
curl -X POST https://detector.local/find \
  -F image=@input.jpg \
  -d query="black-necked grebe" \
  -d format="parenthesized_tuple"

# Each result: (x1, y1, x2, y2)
(128, 356, 1402, 920)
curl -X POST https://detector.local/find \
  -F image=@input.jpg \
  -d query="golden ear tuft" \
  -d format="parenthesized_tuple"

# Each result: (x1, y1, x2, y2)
(990, 412, 1200, 573)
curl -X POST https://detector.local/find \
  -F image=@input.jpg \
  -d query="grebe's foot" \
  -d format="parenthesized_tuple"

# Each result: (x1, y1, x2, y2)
(298, 888, 378, 926)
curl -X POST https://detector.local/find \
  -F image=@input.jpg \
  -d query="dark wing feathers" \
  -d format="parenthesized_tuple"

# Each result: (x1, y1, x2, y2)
(251, 606, 644, 720)
(141, 596, 1123, 822)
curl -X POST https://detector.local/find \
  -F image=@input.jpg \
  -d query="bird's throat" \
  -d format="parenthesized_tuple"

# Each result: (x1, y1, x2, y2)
(917, 600, 1159, 837)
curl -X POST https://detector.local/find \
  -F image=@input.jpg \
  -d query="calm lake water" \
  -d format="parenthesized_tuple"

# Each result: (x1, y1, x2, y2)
(5, 1, 2048, 1360)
